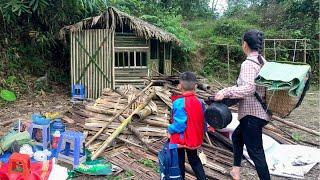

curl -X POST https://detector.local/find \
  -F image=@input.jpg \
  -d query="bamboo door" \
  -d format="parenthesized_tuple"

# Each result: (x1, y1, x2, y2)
(70, 29, 115, 99)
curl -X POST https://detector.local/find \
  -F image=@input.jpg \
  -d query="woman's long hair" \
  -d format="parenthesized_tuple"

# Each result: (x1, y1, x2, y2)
(243, 29, 264, 64)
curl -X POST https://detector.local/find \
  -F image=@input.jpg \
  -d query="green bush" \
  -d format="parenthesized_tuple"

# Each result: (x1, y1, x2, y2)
(212, 18, 257, 41)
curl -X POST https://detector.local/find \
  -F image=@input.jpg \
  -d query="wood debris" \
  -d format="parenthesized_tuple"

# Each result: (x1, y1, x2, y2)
(62, 80, 235, 179)
(60, 76, 320, 179)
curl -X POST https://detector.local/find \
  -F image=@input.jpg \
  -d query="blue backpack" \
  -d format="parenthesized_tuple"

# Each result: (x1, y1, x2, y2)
(158, 141, 182, 180)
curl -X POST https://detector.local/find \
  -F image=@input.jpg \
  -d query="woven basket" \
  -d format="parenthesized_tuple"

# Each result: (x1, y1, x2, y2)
(266, 90, 300, 117)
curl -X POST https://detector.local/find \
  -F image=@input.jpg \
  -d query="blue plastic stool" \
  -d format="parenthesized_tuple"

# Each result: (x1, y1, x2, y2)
(28, 123, 50, 150)
(72, 84, 85, 100)
(55, 131, 86, 169)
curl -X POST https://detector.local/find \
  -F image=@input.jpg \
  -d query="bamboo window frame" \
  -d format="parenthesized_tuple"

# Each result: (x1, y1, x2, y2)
(114, 50, 148, 69)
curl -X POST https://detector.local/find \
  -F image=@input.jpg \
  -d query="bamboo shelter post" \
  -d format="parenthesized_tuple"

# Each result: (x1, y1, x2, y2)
(227, 44, 230, 85)
(304, 40, 307, 63)
(91, 91, 156, 160)
(274, 40, 277, 60)
(85, 82, 153, 147)
(263, 39, 266, 58)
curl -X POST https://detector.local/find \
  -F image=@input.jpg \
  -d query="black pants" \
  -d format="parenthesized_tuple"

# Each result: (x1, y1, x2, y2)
(232, 115, 270, 180)
(178, 148, 206, 180)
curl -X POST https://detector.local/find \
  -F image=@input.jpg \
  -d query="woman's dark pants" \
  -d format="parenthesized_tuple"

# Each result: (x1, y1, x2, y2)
(232, 115, 271, 180)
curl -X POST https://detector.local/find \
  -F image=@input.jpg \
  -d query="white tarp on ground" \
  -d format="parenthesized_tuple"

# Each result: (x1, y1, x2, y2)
(48, 158, 68, 180)
(219, 113, 320, 179)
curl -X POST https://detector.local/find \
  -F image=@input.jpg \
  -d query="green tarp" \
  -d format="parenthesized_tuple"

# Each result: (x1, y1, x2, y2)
(255, 62, 311, 97)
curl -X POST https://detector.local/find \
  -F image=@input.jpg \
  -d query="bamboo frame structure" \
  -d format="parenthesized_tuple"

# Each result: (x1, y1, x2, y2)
(209, 38, 314, 84)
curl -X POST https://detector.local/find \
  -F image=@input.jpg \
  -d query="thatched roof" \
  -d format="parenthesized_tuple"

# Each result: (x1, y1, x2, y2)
(60, 7, 180, 44)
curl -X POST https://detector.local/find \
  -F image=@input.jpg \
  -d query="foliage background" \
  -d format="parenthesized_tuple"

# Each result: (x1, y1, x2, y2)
(0, 0, 318, 100)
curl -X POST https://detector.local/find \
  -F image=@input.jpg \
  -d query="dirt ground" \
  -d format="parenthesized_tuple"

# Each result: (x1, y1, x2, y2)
(0, 84, 71, 122)
(0, 85, 319, 180)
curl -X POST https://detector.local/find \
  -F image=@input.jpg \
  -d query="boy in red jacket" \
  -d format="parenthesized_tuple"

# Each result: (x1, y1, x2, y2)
(168, 72, 206, 180)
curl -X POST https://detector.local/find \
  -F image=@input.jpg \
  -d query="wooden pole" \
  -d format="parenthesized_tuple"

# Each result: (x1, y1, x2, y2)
(274, 40, 277, 61)
(206, 132, 213, 147)
(272, 116, 320, 136)
(85, 82, 153, 147)
(263, 39, 266, 58)
(91, 91, 156, 160)
(304, 40, 307, 63)
(227, 44, 230, 85)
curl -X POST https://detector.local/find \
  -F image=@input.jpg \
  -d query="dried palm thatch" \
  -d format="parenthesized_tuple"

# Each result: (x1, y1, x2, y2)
(60, 6, 180, 44)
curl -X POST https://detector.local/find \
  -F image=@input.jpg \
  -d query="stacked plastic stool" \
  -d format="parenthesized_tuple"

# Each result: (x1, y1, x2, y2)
(28, 122, 51, 150)
(55, 131, 86, 168)
(72, 84, 85, 100)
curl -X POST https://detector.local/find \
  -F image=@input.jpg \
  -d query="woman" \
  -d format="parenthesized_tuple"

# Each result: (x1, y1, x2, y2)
(214, 29, 271, 180)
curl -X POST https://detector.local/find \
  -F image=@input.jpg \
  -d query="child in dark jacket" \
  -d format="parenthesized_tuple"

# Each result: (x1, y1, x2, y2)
(168, 71, 206, 180)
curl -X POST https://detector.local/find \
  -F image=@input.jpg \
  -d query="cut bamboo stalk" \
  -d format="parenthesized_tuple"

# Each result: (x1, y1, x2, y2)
(204, 161, 228, 174)
(203, 142, 233, 157)
(132, 108, 152, 120)
(97, 132, 143, 148)
(85, 82, 153, 147)
(91, 91, 155, 160)
(262, 129, 297, 144)
(86, 128, 165, 137)
(141, 119, 169, 127)
(272, 116, 320, 136)
(205, 132, 214, 147)
(61, 116, 75, 124)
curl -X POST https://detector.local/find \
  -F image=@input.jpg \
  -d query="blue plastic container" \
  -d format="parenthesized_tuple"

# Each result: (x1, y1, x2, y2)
(32, 114, 50, 125)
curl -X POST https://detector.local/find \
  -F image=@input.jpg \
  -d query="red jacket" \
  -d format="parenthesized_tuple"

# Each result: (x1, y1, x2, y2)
(169, 92, 205, 149)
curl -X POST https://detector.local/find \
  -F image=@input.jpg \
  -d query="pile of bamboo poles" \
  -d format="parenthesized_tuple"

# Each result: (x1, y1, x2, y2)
(62, 83, 236, 178)
(60, 75, 319, 179)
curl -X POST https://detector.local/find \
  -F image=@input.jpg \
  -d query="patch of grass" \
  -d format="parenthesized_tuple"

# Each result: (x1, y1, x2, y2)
(138, 158, 159, 173)
(124, 170, 134, 178)
(291, 132, 301, 142)
(106, 176, 121, 180)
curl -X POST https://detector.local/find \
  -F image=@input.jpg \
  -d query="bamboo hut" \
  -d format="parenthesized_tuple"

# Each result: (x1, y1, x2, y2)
(60, 7, 180, 99)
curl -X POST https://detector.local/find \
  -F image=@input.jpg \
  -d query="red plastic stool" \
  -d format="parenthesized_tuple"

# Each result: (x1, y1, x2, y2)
(8, 153, 31, 178)
(0, 172, 9, 180)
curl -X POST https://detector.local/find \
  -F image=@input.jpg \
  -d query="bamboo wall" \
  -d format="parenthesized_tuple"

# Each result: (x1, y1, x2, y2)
(114, 34, 149, 87)
(70, 29, 114, 99)
(115, 34, 148, 47)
